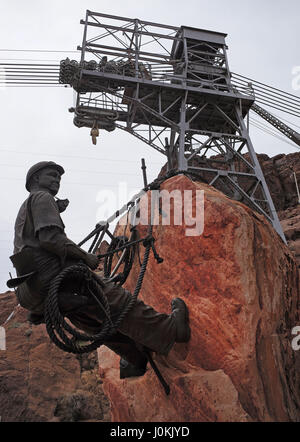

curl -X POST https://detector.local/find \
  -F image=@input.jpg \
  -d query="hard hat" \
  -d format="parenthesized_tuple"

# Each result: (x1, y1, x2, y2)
(25, 161, 65, 191)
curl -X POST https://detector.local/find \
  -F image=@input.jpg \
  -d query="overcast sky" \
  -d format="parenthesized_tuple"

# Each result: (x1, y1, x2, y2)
(0, 0, 299, 292)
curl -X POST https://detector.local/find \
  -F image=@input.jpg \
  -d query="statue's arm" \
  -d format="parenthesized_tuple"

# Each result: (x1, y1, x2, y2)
(38, 226, 99, 270)
(30, 192, 99, 269)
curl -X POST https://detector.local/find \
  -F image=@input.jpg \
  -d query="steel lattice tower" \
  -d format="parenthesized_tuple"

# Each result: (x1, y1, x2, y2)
(60, 10, 286, 243)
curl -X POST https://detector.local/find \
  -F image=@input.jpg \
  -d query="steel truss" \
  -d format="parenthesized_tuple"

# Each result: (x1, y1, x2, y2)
(252, 103, 300, 146)
(60, 10, 286, 242)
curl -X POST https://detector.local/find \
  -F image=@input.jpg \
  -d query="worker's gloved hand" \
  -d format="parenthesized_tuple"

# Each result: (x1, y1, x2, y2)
(85, 253, 99, 270)
(58, 292, 91, 314)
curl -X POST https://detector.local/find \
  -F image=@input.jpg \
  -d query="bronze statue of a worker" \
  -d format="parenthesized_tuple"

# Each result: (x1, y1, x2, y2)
(9, 161, 190, 377)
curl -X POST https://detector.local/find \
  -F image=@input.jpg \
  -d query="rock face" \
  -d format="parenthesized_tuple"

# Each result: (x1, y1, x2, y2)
(0, 291, 110, 422)
(279, 206, 300, 269)
(260, 152, 300, 211)
(98, 174, 300, 422)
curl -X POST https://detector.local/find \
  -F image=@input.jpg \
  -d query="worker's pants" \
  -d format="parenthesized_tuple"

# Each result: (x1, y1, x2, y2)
(67, 284, 177, 365)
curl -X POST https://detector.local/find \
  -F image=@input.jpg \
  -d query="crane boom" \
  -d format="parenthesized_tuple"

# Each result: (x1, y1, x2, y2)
(251, 103, 300, 147)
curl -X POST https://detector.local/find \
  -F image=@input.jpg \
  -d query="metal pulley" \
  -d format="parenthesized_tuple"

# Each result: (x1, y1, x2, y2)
(90, 121, 99, 145)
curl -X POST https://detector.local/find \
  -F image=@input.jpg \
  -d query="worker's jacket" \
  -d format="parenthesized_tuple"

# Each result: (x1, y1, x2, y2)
(10, 190, 80, 313)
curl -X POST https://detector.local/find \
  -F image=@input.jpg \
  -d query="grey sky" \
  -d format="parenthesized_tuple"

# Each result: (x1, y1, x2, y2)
(0, 0, 299, 291)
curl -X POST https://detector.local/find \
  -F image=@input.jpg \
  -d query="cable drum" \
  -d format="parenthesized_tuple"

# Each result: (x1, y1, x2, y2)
(103, 233, 136, 285)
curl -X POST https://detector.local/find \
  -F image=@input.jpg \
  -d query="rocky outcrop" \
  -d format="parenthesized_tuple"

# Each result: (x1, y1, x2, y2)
(98, 174, 300, 422)
(279, 206, 300, 269)
(0, 291, 110, 422)
(246, 151, 300, 270)
(263, 153, 300, 211)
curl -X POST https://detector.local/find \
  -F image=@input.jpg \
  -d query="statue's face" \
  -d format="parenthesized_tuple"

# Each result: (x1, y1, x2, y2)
(35, 167, 62, 196)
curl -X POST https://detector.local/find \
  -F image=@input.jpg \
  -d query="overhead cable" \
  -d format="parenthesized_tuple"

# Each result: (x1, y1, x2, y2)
(232, 72, 300, 102)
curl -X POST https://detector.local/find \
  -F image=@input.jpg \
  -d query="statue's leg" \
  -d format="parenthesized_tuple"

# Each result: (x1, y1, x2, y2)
(68, 284, 186, 356)
(66, 309, 148, 377)
(104, 333, 148, 378)
(103, 285, 178, 356)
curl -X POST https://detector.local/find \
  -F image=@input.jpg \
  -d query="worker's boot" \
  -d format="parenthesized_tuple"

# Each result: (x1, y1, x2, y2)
(171, 298, 191, 343)
(27, 311, 44, 325)
(102, 332, 148, 379)
(120, 356, 148, 379)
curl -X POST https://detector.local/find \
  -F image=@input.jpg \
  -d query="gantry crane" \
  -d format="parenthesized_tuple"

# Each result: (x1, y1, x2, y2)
(59, 10, 300, 243)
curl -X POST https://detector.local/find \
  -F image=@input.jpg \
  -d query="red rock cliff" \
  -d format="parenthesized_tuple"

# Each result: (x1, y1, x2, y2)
(98, 174, 300, 422)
